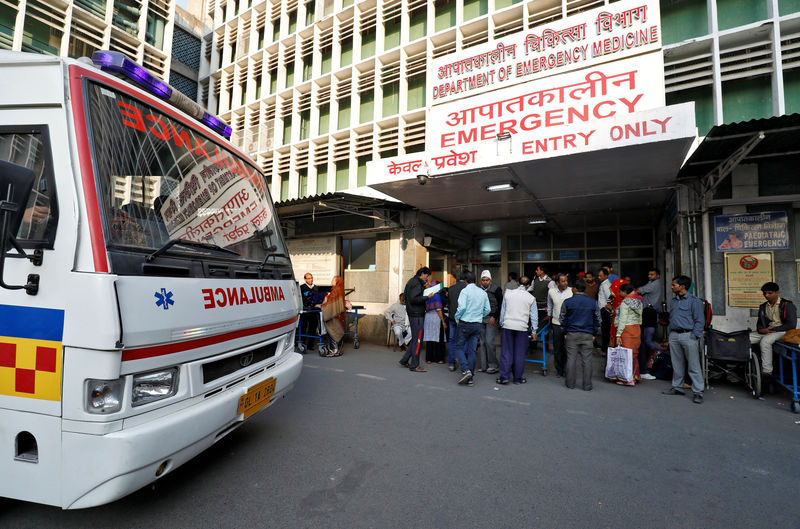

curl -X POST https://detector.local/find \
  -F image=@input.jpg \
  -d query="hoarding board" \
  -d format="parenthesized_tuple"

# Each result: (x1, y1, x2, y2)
(428, 0, 660, 105)
(714, 211, 790, 252)
(427, 52, 665, 152)
(724, 251, 774, 308)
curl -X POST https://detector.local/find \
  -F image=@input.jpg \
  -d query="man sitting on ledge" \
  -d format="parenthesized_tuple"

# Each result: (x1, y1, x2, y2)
(750, 282, 797, 383)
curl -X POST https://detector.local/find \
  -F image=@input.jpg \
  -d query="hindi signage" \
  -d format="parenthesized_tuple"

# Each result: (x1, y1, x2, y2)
(724, 252, 775, 308)
(427, 52, 665, 152)
(368, 101, 694, 183)
(160, 160, 273, 248)
(428, 0, 660, 105)
(714, 211, 790, 252)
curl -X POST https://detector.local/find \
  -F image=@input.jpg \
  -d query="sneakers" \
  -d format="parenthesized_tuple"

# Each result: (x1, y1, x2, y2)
(486, 367, 499, 374)
(466, 380, 474, 387)
(640, 373, 656, 380)
(458, 370, 473, 384)
(662, 387, 686, 396)
(693, 393, 703, 404)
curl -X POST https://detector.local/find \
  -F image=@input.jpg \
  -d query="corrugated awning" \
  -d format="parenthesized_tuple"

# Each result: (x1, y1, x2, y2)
(678, 113, 800, 181)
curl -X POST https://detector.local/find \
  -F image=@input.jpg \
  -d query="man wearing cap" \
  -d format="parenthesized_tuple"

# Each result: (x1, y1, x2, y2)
(750, 282, 797, 384)
(478, 270, 503, 374)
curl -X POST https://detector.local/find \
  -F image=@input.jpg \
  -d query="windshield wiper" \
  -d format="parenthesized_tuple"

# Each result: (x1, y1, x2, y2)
(255, 246, 290, 271)
(146, 239, 239, 263)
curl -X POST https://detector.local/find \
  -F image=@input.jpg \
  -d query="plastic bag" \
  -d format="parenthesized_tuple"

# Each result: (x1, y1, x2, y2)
(605, 346, 633, 382)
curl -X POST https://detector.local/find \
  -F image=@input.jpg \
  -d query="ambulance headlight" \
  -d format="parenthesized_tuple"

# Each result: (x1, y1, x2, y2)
(131, 368, 179, 407)
(86, 379, 123, 413)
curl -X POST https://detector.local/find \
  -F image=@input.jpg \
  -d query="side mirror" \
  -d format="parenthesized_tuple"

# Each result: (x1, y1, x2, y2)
(0, 160, 39, 295)
(0, 159, 36, 242)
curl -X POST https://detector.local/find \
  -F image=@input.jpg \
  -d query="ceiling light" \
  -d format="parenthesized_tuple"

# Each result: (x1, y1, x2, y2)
(485, 182, 516, 192)
(528, 217, 547, 224)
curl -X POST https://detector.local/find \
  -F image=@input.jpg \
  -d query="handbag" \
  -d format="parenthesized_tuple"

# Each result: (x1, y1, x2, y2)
(605, 346, 633, 382)
(782, 329, 800, 345)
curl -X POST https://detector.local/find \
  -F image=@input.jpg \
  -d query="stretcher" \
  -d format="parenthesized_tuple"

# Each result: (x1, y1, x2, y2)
(772, 341, 800, 413)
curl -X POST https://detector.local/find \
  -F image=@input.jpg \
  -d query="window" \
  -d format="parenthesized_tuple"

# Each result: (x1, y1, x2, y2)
(0, 127, 58, 247)
(343, 238, 376, 269)
(84, 82, 286, 270)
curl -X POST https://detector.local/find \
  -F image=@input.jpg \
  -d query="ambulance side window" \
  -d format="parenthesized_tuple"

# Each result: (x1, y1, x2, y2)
(0, 127, 58, 248)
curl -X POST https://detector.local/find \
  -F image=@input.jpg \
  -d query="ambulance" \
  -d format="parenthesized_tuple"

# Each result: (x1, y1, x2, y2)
(0, 50, 302, 508)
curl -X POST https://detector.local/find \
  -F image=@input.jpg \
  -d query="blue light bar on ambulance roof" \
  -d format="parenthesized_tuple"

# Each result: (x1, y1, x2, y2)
(91, 50, 232, 139)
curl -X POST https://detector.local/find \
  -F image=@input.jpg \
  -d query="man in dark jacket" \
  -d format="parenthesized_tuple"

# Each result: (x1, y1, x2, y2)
(560, 278, 599, 391)
(299, 273, 320, 351)
(400, 266, 434, 372)
(446, 271, 469, 371)
(478, 270, 503, 374)
(750, 282, 797, 379)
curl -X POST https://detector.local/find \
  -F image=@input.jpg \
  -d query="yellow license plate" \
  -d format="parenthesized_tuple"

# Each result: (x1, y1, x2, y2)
(237, 377, 276, 418)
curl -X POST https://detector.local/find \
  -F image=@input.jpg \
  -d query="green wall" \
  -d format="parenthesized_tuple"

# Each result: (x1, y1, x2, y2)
(721, 76, 772, 123)
(660, 0, 707, 45)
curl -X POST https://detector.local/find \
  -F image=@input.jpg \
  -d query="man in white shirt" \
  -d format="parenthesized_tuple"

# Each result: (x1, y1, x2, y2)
(385, 293, 411, 351)
(547, 273, 573, 378)
(498, 283, 538, 384)
(596, 267, 613, 353)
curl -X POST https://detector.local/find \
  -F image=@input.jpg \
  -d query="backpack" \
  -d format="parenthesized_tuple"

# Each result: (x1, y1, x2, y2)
(701, 299, 713, 331)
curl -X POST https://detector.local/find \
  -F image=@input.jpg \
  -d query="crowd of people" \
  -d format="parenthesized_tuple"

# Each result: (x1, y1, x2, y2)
(300, 263, 798, 405)
(388, 264, 800, 405)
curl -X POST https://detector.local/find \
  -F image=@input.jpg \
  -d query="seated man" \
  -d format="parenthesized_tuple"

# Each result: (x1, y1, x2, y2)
(750, 282, 797, 380)
(385, 293, 411, 351)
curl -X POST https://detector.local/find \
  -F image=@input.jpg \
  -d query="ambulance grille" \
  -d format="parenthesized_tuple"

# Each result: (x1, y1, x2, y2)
(202, 342, 278, 384)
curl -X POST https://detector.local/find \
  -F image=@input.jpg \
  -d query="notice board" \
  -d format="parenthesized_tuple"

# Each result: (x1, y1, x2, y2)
(285, 237, 338, 286)
(724, 252, 774, 308)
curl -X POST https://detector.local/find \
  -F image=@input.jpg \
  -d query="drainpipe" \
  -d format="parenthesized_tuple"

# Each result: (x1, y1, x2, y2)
(701, 209, 712, 304)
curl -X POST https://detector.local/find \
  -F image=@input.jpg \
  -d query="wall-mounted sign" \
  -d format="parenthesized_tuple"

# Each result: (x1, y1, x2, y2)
(714, 211, 789, 252)
(427, 52, 665, 152)
(285, 237, 338, 286)
(427, 0, 661, 105)
(724, 251, 774, 308)
(368, 101, 694, 184)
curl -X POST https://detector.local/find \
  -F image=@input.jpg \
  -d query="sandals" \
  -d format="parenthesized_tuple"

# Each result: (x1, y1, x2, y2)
(495, 378, 509, 385)
(410, 367, 427, 372)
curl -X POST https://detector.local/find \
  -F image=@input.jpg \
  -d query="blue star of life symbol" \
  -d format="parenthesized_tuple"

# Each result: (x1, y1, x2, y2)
(154, 288, 175, 310)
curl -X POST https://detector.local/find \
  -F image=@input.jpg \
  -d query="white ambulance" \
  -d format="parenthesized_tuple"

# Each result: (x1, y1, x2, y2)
(0, 50, 302, 509)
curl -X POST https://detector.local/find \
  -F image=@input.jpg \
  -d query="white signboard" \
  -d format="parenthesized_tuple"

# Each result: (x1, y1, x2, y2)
(285, 237, 338, 286)
(367, 102, 695, 183)
(160, 161, 273, 248)
(427, 52, 665, 152)
(428, 0, 660, 105)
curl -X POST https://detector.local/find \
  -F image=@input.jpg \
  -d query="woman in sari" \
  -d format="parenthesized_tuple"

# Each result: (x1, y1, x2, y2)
(614, 283, 643, 385)
(423, 280, 447, 364)
(319, 276, 347, 357)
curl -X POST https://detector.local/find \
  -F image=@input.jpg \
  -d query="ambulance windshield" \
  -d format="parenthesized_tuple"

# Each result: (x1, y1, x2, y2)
(84, 81, 287, 267)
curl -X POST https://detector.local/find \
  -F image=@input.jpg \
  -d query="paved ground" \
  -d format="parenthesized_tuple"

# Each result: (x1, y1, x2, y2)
(1, 342, 799, 528)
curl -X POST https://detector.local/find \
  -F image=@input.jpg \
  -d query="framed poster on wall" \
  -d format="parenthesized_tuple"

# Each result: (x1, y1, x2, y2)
(285, 237, 338, 286)
(724, 252, 774, 308)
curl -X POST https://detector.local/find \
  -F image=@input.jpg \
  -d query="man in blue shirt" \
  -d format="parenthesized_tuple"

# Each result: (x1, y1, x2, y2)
(560, 278, 600, 391)
(453, 271, 491, 386)
(663, 275, 705, 404)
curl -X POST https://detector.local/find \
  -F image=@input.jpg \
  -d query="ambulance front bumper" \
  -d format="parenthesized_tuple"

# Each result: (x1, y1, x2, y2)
(61, 351, 303, 509)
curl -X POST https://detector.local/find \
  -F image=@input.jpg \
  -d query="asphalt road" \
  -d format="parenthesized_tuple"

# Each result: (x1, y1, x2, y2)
(2, 343, 799, 528)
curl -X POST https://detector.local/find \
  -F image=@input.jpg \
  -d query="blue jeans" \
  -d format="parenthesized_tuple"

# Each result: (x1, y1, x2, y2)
(455, 321, 481, 379)
(447, 319, 460, 367)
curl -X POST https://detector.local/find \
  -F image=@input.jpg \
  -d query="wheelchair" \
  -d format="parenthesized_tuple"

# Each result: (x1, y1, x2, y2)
(703, 328, 761, 398)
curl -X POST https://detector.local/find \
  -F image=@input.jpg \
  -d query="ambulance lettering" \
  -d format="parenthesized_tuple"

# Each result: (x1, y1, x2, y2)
(201, 286, 286, 309)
